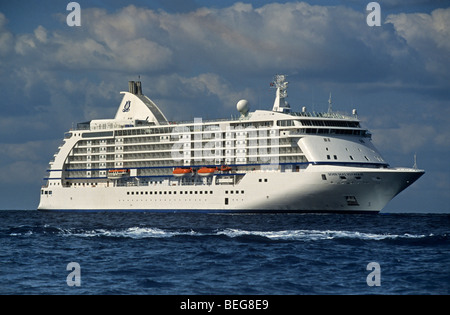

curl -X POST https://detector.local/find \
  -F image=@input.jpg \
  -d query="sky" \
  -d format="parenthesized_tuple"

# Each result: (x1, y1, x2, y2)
(0, 0, 449, 212)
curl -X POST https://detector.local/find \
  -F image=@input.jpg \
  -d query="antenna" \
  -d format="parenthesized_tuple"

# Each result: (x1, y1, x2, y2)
(413, 152, 417, 169)
(271, 74, 290, 113)
(328, 92, 332, 113)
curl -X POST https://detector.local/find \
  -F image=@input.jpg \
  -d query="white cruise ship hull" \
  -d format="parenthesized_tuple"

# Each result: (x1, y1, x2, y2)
(38, 77, 424, 213)
(38, 165, 423, 213)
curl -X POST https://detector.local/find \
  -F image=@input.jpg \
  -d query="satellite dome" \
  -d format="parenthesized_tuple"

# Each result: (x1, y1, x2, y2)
(236, 99, 250, 116)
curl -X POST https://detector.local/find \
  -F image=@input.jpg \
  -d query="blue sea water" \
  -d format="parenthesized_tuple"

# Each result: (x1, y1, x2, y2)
(0, 211, 448, 295)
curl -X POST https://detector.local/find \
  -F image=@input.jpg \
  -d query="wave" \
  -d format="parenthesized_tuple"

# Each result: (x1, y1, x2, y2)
(217, 228, 430, 241)
(69, 227, 198, 239)
(7, 225, 435, 241)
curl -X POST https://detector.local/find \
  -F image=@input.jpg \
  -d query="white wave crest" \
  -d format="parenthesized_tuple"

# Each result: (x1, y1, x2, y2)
(217, 228, 427, 241)
(11, 225, 427, 241)
(68, 227, 198, 239)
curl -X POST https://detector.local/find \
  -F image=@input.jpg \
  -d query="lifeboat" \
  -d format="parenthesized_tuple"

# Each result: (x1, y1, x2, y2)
(108, 169, 130, 179)
(220, 165, 232, 172)
(173, 167, 193, 177)
(197, 167, 218, 176)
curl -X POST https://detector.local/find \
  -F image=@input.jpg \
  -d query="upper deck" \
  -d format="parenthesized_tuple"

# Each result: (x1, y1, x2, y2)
(46, 76, 384, 189)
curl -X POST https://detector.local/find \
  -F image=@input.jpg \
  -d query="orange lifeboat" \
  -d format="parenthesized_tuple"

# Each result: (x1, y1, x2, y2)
(220, 165, 232, 172)
(173, 167, 193, 177)
(197, 167, 218, 176)
(107, 169, 130, 179)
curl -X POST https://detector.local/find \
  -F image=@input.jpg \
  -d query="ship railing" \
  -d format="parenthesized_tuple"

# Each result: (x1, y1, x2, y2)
(289, 111, 355, 120)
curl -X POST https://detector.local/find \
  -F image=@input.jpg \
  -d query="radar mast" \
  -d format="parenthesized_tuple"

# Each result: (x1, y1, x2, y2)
(271, 74, 290, 113)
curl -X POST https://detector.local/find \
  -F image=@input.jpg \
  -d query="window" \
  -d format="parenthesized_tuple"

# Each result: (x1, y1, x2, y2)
(225, 198, 229, 205)
(321, 174, 327, 180)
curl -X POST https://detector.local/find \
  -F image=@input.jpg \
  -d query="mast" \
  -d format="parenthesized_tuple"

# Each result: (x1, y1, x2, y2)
(271, 75, 290, 113)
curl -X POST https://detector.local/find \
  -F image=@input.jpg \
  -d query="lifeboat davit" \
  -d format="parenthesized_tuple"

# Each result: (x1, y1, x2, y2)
(197, 167, 218, 176)
(173, 168, 193, 177)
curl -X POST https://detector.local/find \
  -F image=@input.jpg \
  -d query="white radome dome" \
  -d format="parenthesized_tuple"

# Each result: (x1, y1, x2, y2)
(236, 99, 250, 116)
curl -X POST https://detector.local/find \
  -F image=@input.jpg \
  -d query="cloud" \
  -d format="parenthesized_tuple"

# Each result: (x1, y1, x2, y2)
(386, 8, 450, 81)
(1, 2, 449, 134)
(4, 3, 448, 90)
(0, 12, 13, 56)
(371, 108, 450, 155)
(0, 140, 59, 185)
(1, 3, 448, 125)
(372, 123, 436, 154)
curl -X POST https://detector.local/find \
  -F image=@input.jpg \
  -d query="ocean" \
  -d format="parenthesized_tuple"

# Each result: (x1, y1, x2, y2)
(0, 211, 448, 296)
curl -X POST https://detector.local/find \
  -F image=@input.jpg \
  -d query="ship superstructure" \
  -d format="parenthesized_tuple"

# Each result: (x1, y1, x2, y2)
(38, 75, 424, 212)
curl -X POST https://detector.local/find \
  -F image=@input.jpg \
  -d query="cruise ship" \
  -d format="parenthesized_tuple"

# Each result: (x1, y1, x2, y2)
(38, 75, 424, 213)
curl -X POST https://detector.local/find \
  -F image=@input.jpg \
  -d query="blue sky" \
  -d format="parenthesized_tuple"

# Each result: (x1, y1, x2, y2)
(0, 1, 449, 212)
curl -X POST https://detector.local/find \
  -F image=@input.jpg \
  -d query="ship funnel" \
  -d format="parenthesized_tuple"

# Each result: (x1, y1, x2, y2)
(128, 81, 143, 95)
